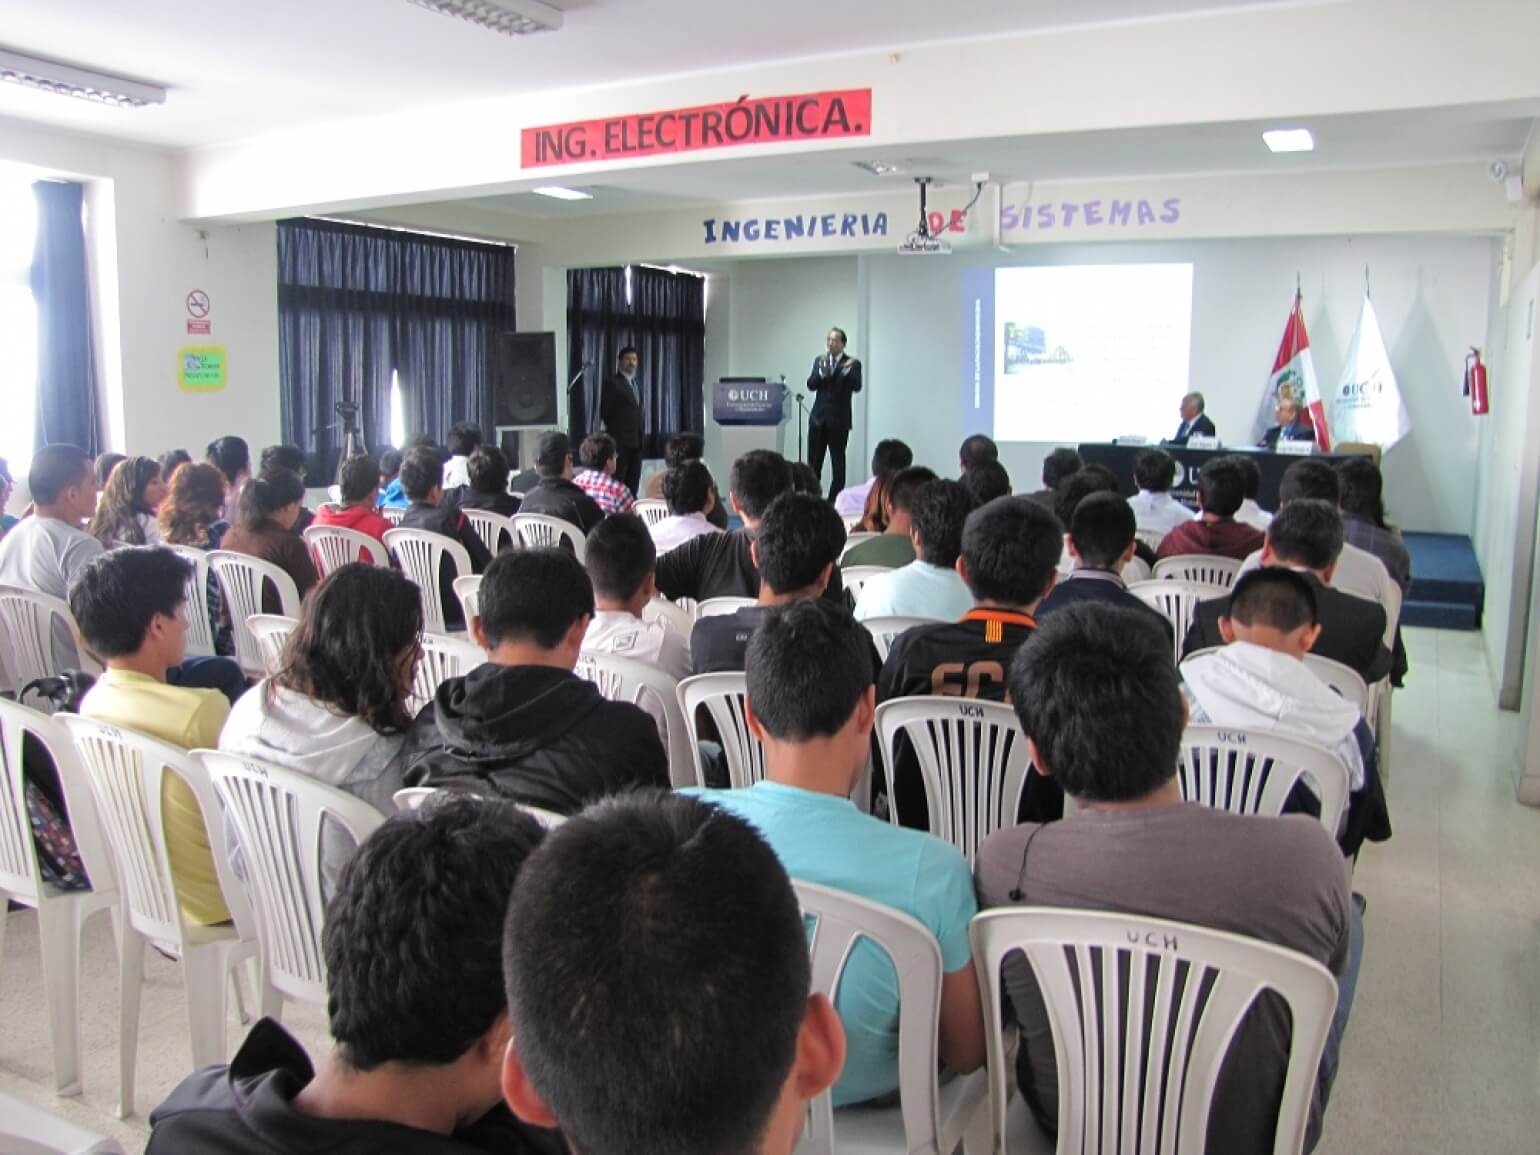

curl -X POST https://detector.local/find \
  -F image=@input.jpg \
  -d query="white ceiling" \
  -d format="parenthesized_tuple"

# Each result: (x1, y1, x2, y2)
(448, 103, 1538, 219)
(0, 0, 1323, 148)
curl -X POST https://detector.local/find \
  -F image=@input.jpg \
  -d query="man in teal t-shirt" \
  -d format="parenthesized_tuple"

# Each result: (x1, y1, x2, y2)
(685, 599, 985, 1106)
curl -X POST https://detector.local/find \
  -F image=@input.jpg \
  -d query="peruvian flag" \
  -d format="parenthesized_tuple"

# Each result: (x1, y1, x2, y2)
(1329, 292, 1411, 449)
(1255, 289, 1331, 450)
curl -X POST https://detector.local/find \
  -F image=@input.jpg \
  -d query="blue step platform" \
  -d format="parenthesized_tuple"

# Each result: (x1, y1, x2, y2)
(1402, 533, 1484, 630)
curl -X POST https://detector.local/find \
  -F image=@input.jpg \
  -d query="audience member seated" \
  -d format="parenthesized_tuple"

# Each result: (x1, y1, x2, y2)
(691, 493, 857, 674)
(456, 446, 522, 519)
(149, 798, 563, 1155)
(259, 445, 315, 534)
(854, 479, 978, 623)
(397, 446, 493, 630)
(788, 461, 822, 496)
(572, 432, 637, 515)
(975, 603, 1360, 1154)
(840, 465, 937, 568)
(1155, 457, 1267, 561)
(441, 420, 483, 493)
(219, 564, 423, 892)
(1055, 464, 1159, 569)
(685, 600, 985, 1106)
(1025, 447, 1082, 511)
(1336, 457, 1411, 594)
(0, 457, 17, 539)
(403, 549, 669, 812)
(657, 449, 846, 607)
(89, 455, 166, 548)
(1182, 568, 1390, 857)
(650, 460, 723, 555)
(835, 437, 912, 516)
(158, 448, 193, 487)
(1127, 447, 1196, 536)
(221, 468, 321, 612)
(1259, 396, 1317, 447)
(206, 435, 252, 523)
(879, 495, 1064, 825)
(644, 431, 729, 529)
(582, 512, 690, 684)
(958, 432, 999, 474)
(71, 548, 233, 927)
(1231, 453, 1274, 531)
(375, 447, 403, 507)
(379, 439, 434, 510)
(516, 431, 605, 535)
(1184, 500, 1392, 684)
(960, 458, 1012, 506)
(159, 460, 234, 654)
(313, 454, 393, 548)
(94, 452, 126, 492)
(1038, 492, 1173, 643)
(855, 468, 894, 533)
(501, 792, 843, 1155)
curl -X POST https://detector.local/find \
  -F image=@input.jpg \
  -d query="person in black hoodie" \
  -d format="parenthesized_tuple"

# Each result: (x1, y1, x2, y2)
(402, 548, 669, 810)
(515, 430, 605, 536)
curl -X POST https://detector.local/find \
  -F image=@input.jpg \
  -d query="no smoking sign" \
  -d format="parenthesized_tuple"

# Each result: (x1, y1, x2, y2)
(186, 289, 211, 335)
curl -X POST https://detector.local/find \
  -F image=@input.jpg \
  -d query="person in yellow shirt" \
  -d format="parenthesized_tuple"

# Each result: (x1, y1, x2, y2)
(70, 547, 235, 926)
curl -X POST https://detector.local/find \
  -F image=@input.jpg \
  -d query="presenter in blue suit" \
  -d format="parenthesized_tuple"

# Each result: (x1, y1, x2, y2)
(805, 326, 863, 500)
(1170, 392, 1216, 445)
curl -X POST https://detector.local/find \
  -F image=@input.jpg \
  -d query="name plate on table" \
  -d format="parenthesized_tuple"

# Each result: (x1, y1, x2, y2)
(1186, 435, 1220, 450)
(1115, 434, 1151, 446)
(1275, 438, 1316, 456)
(712, 379, 785, 426)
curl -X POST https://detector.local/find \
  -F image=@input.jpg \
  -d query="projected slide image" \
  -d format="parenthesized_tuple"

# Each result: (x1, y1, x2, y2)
(991, 263, 1194, 444)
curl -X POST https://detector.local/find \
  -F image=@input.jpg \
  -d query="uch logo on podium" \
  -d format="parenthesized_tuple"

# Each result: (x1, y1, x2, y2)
(712, 380, 783, 426)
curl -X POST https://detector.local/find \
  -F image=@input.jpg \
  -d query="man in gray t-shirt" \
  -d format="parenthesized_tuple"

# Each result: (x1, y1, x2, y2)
(975, 603, 1358, 1155)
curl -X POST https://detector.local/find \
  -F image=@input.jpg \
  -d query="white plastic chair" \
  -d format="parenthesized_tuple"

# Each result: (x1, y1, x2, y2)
(1176, 724, 1351, 835)
(166, 546, 216, 658)
(408, 634, 484, 715)
(208, 552, 302, 679)
(841, 512, 864, 532)
(463, 509, 517, 555)
(381, 506, 406, 526)
(60, 717, 259, 1118)
(0, 1090, 126, 1153)
(641, 596, 694, 639)
(1134, 528, 1167, 553)
(1302, 653, 1370, 713)
(970, 908, 1337, 1155)
(793, 881, 989, 1155)
(696, 596, 756, 619)
(0, 700, 120, 1097)
(392, 787, 439, 811)
(199, 751, 385, 1012)
(875, 697, 1031, 865)
(302, 524, 388, 576)
(247, 614, 299, 679)
(841, 564, 892, 602)
(1128, 579, 1226, 664)
(0, 588, 101, 704)
(511, 513, 587, 561)
(633, 498, 671, 527)
(677, 672, 765, 790)
(453, 574, 483, 628)
(1121, 555, 1152, 585)
(384, 528, 472, 636)
(576, 650, 698, 788)
(862, 615, 930, 662)
(1154, 553, 1243, 589)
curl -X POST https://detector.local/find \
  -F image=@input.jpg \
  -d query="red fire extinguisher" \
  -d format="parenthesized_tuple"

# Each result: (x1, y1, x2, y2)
(1465, 347, 1489, 416)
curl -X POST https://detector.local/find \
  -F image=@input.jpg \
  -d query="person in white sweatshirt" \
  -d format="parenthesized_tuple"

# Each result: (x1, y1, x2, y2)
(219, 564, 427, 893)
(1181, 566, 1389, 857)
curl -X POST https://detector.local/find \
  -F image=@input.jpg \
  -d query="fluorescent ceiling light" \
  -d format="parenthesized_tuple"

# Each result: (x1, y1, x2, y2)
(853, 161, 904, 176)
(531, 186, 593, 201)
(1263, 128, 1315, 153)
(406, 0, 563, 36)
(0, 47, 165, 108)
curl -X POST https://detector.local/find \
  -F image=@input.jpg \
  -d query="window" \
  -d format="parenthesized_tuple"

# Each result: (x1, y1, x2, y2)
(390, 369, 407, 447)
(0, 176, 38, 474)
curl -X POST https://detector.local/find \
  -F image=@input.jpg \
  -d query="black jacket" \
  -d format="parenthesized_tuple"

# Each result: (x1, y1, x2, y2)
(600, 372, 644, 449)
(457, 489, 522, 519)
(1182, 572, 1392, 685)
(806, 354, 863, 431)
(517, 477, 605, 536)
(402, 663, 669, 813)
(1036, 571, 1174, 646)
(654, 528, 847, 606)
(148, 1017, 564, 1155)
(1170, 414, 1216, 445)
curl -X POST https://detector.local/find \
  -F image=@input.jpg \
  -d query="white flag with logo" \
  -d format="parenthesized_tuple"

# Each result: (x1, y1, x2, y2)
(1329, 294, 1410, 449)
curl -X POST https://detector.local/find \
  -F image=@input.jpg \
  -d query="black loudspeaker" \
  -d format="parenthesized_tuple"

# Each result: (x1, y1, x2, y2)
(494, 331, 558, 426)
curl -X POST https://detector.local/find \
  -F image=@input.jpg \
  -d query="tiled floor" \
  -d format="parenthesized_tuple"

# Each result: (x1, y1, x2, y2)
(2, 627, 1538, 1151)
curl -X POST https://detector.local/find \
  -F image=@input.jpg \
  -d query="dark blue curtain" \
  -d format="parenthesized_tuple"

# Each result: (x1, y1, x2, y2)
(277, 219, 515, 479)
(31, 181, 98, 454)
(567, 265, 705, 457)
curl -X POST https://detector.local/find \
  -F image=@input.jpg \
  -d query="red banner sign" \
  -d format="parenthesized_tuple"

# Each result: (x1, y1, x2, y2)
(522, 89, 872, 168)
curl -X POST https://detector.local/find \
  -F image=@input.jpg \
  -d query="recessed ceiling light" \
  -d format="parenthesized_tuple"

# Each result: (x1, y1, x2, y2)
(853, 161, 904, 176)
(406, 0, 563, 36)
(531, 186, 593, 201)
(0, 47, 165, 107)
(1263, 128, 1315, 153)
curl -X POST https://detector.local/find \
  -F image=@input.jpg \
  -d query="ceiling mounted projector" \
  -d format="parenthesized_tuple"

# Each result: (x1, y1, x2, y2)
(406, 0, 563, 36)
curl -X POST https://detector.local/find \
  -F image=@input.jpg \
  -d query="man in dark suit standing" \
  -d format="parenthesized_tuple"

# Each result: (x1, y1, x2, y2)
(600, 345, 645, 495)
(1182, 498, 1391, 684)
(1258, 396, 1317, 449)
(805, 326, 862, 500)
(1170, 392, 1217, 445)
